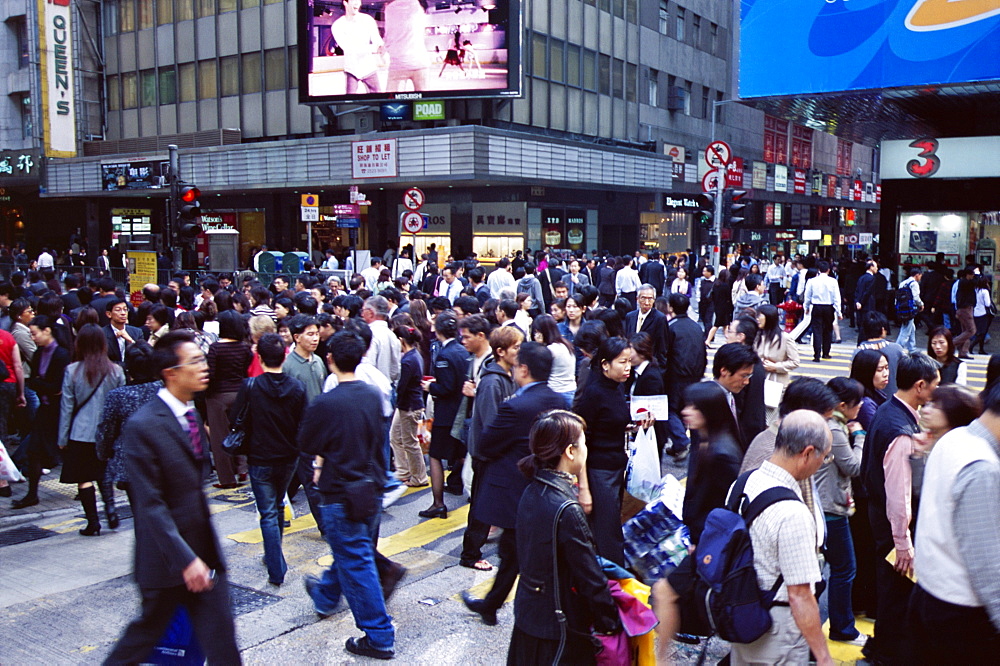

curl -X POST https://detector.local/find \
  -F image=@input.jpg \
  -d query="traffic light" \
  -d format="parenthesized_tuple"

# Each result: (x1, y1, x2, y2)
(694, 193, 715, 229)
(724, 189, 748, 227)
(176, 183, 203, 241)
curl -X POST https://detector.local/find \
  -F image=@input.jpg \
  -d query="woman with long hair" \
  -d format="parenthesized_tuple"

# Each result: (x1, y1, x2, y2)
(508, 410, 622, 664)
(628, 331, 669, 461)
(679, 381, 742, 543)
(708, 267, 733, 346)
(573, 337, 642, 567)
(408, 298, 434, 370)
(175, 310, 216, 355)
(973, 275, 995, 355)
(145, 304, 171, 346)
(390, 324, 429, 488)
(755, 304, 800, 425)
(558, 295, 584, 353)
(532, 314, 576, 407)
(206, 310, 253, 489)
(927, 325, 966, 385)
(849, 348, 890, 431)
(57, 323, 126, 535)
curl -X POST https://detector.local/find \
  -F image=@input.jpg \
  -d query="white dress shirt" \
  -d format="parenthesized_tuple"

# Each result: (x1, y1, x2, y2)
(803, 273, 842, 316)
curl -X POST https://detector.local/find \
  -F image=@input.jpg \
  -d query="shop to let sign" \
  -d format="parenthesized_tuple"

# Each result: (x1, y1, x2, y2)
(351, 139, 398, 179)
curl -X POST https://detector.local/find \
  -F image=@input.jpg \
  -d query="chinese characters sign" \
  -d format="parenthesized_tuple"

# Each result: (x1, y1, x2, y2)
(0, 152, 38, 181)
(101, 161, 164, 190)
(351, 139, 397, 179)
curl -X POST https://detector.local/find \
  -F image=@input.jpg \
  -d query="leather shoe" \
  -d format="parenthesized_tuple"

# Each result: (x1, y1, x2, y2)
(461, 591, 498, 626)
(107, 510, 120, 530)
(443, 485, 463, 496)
(380, 562, 407, 601)
(418, 505, 447, 519)
(345, 636, 394, 660)
(12, 495, 39, 509)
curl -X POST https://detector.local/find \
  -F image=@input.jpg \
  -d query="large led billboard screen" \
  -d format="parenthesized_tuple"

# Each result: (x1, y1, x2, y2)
(299, 0, 521, 103)
(740, 0, 1000, 98)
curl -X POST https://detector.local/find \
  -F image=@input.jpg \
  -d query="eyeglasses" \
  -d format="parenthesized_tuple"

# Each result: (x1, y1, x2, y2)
(822, 451, 835, 465)
(169, 355, 207, 370)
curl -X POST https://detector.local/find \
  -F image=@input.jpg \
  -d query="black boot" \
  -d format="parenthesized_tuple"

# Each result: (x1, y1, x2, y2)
(97, 479, 119, 529)
(12, 461, 40, 509)
(78, 486, 101, 536)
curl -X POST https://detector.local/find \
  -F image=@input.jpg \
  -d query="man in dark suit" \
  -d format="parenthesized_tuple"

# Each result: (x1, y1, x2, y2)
(725, 315, 768, 447)
(104, 298, 143, 367)
(537, 256, 566, 314)
(624, 284, 667, 366)
(662, 293, 707, 458)
(104, 330, 240, 665)
(90, 276, 119, 327)
(461, 342, 565, 625)
(638, 251, 666, 296)
(60, 274, 83, 313)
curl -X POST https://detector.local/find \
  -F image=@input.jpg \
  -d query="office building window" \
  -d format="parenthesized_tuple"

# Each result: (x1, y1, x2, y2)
(288, 46, 298, 88)
(675, 8, 684, 41)
(612, 0, 624, 19)
(157, 0, 173, 24)
(531, 33, 546, 78)
(599, 0, 609, 13)
(550, 39, 564, 83)
(240, 0, 259, 8)
(107, 76, 120, 111)
(140, 68, 157, 106)
(18, 94, 32, 139)
(626, 0, 636, 23)
(701, 86, 709, 118)
(716, 90, 724, 123)
(264, 0, 282, 7)
(11, 18, 28, 67)
(566, 44, 580, 87)
(197, 0, 214, 17)
(242, 52, 262, 94)
(680, 82, 690, 114)
(583, 49, 596, 91)
(179, 62, 196, 101)
(176, 0, 194, 21)
(626, 63, 636, 102)
(583, 0, 595, 7)
(692, 14, 700, 47)
(104, 0, 119, 34)
(220, 55, 239, 96)
(138, 0, 153, 29)
(265, 48, 285, 90)
(648, 68, 658, 106)
(198, 59, 217, 98)
(598, 54, 610, 95)
(218, 0, 236, 12)
(119, 0, 136, 31)
(658, 0, 668, 34)
(159, 67, 177, 104)
(710, 22, 718, 53)
(122, 72, 138, 108)
(612, 58, 623, 98)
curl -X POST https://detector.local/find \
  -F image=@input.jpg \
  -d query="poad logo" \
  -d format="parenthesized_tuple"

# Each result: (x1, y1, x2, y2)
(906, 0, 1000, 32)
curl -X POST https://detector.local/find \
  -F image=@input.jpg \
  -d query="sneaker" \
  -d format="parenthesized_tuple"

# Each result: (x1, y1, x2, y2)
(345, 636, 394, 660)
(830, 633, 868, 648)
(382, 485, 408, 509)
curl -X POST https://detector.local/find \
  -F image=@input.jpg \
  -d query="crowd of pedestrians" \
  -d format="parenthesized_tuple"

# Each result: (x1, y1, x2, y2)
(2, 244, 999, 665)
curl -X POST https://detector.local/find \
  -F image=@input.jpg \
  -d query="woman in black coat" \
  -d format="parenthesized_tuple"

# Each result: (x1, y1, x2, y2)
(509, 410, 621, 665)
(627, 331, 669, 461)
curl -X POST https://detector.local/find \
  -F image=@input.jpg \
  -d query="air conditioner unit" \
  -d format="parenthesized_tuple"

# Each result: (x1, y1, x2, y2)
(666, 86, 686, 111)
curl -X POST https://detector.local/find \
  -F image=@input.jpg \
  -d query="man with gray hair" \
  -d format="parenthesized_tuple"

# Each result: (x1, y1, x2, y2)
(624, 283, 666, 364)
(361, 295, 401, 383)
(732, 410, 834, 666)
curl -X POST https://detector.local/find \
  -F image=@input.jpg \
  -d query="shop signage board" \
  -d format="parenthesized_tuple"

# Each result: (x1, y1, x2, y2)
(39, 0, 77, 157)
(793, 169, 806, 194)
(752, 161, 767, 190)
(774, 165, 788, 192)
(351, 139, 398, 179)
(859, 233, 873, 245)
(472, 202, 526, 232)
(726, 158, 745, 187)
(413, 102, 446, 121)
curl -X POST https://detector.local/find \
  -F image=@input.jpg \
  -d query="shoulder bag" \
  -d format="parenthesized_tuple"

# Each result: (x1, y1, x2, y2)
(343, 462, 379, 522)
(222, 377, 255, 456)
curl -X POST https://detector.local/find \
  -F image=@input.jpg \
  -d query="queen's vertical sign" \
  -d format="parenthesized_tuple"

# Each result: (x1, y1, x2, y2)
(39, 0, 77, 157)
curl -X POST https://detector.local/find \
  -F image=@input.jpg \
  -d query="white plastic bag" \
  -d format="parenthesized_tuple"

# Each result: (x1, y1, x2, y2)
(0, 442, 24, 483)
(626, 427, 661, 503)
(764, 376, 784, 409)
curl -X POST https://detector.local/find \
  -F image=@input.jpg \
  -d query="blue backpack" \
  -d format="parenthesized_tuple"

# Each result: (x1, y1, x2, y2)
(693, 471, 802, 644)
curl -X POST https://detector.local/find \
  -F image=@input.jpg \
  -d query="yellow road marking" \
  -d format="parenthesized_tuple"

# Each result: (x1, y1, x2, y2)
(453, 575, 518, 604)
(824, 616, 874, 665)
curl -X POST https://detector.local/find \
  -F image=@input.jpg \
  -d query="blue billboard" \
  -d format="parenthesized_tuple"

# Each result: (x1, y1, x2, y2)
(740, 0, 1000, 98)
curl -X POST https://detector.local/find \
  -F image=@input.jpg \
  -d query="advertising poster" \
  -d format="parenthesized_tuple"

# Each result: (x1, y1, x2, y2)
(542, 209, 564, 248)
(351, 139, 398, 178)
(566, 211, 585, 251)
(740, 0, 1000, 97)
(300, 0, 521, 103)
(128, 251, 159, 306)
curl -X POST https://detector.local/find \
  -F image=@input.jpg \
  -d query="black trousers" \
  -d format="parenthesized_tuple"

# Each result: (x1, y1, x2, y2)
(909, 584, 1000, 665)
(460, 458, 491, 566)
(103, 576, 240, 665)
(483, 528, 518, 611)
(869, 516, 915, 664)
(811, 304, 835, 359)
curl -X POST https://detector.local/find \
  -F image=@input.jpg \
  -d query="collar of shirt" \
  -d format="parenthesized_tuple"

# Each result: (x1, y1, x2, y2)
(969, 419, 1000, 457)
(633, 360, 649, 377)
(158, 386, 195, 430)
(758, 461, 804, 499)
(893, 394, 920, 422)
(515, 381, 543, 397)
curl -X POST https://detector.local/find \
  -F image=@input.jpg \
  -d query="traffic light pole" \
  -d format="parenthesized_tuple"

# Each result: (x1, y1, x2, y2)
(712, 170, 724, 271)
(168, 144, 181, 270)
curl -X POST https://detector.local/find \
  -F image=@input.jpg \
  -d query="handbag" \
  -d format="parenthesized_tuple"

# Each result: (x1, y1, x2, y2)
(221, 377, 255, 456)
(763, 375, 784, 410)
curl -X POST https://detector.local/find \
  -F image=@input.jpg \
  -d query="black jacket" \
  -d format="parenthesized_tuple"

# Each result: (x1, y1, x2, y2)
(573, 373, 631, 472)
(467, 359, 516, 459)
(734, 359, 767, 448)
(624, 308, 667, 366)
(397, 348, 424, 412)
(475, 382, 567, 529)
(538, 267, 566, 310)
(29, 343, 71, 404)
(862, 396, 920, 553)
(664, 314, 707, 381)
(638, 260, 666, 296)
(513, 471, 621, 641)
(427, 338, 470, 429)
(855, 271, 875, 309)
(104, 324, 144, 366)
(230, 372, 306, 466)
(682, 431, 742, 543)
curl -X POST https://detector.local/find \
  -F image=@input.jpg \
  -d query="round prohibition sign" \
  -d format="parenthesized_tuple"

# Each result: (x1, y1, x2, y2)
(704, 141, 732, 168)
(402, 211, 424, 234)
(403, 187, 425, 211)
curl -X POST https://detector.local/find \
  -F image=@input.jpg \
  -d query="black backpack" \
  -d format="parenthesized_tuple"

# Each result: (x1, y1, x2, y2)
(895, 282, 917, 320)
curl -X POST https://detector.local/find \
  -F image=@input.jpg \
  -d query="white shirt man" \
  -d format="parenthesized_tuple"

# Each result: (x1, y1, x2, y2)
(439, 268, 464, 304)
(37, 250, 54, 269)
(361, 296, 401, 383)
(487, 260, 515, 299)
(361, 261, 383, 292)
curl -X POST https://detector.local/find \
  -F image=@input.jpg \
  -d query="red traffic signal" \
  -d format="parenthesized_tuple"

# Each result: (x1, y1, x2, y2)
(180, 186, 201, 203)
(177, 183, 202, 222)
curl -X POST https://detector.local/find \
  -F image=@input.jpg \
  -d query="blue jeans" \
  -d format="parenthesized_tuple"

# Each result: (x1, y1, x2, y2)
(896, 318, 916, 353)
(248, 461, 296, 584)
(824, 514, 859, 639)
(311, 501, 395, 651)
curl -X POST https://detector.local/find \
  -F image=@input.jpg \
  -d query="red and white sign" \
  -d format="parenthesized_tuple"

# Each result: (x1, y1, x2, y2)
(403, 187, 425, 211)
(847, 234, 859, 244)
(705, 141, 732, 168)
(793, 169, 806, 194)
(876, 184, 882, 203)
(702, 168, 722, 194)
(853, 179, 863, 201)
(351, 139, 398, 179)
(401, 211, 424, 234)
(726, 158, 745, 187)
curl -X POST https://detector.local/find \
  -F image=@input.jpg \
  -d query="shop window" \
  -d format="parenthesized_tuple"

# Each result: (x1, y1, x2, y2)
(531, 33, 546, 79)
(582, 49, 596, 91)
(179, 62, 196, 101)
(241, 52, 262, 94)
(197, 0, 214, 18)
(140, 68, 157, 106)
(474, 236, 524, 263)
(159, 68, 177, 104)
(198, 59, 217, 99)
(220, 56, 239, 96)
(265, 48, 286, 90)
(566, 44, 580, 88)
(107, 75, 120, 111)
(598, 54, 610, 95)
(119, 0, 136, 32)
(122, 72, 138, 108)
(157, 0, 173, 24)
(138, 0, 154, 29)
(176, 0, 194, 21)
(550, 39, 564, 84)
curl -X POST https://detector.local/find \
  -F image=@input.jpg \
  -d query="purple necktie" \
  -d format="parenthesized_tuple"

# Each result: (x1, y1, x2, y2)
(184, 409, 203, 458)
